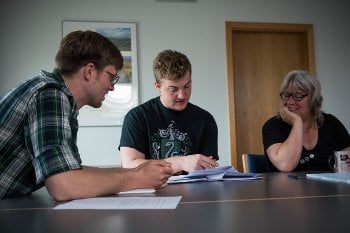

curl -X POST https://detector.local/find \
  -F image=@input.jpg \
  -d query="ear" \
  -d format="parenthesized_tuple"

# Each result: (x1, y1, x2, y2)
(83, 63, 96, 81)
(154, 81, 161, 91)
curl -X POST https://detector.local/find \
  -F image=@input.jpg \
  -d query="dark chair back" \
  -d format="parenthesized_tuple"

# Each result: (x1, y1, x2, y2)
(242, 154, 268, 173)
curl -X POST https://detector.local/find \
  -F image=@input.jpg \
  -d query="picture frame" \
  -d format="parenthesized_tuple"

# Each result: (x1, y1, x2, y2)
(62, 20, 139, 126)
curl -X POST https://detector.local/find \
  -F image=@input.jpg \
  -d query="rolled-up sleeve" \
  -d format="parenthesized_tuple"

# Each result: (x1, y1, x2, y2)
(26, 88, 82, 184)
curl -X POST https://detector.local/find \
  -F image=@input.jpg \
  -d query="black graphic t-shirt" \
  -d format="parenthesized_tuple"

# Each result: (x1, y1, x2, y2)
(119, 97, 218, 160)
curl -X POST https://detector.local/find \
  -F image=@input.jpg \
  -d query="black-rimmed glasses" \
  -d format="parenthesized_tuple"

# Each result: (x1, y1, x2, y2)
(104, 70, 120, 85)
(280, 92, 308, 101)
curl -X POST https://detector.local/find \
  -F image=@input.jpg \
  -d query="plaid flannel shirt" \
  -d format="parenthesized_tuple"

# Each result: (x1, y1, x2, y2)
(0, 70, 82, 199)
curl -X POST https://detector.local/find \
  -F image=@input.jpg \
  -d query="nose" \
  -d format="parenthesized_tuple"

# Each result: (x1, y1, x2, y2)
(285, 97, 296, 104)
(109, 84, 115, 91)
(177, 89, 187, 99)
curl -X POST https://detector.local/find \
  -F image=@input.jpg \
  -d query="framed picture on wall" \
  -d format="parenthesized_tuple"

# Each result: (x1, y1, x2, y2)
(62, 20, 138, 126)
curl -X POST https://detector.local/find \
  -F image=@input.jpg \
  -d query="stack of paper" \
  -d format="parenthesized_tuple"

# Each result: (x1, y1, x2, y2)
(167, 166, 260, 184)
(306, 172, 350, 184)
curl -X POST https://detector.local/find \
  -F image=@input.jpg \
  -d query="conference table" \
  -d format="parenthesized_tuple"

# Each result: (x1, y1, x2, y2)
(1, 172, 349, 233)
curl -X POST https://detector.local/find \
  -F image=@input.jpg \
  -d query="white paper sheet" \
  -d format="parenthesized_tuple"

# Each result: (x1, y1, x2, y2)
(167, 166, 260, 184)
(118, 188, 156, 194)
(53, 196, 182, 210)
(307, 172, 350, 184)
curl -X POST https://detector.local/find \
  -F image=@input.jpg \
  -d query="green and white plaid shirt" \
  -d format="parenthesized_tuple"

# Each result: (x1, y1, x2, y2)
(0, 70, 82, 200)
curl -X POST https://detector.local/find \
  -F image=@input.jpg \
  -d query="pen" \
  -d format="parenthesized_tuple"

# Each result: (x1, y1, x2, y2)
(287, 174, 301, 179)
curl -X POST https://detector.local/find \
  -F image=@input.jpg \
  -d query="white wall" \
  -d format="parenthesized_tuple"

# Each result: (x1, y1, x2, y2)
(1, 0, 349, 167)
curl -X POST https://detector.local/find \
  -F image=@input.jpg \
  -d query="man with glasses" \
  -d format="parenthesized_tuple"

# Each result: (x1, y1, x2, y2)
(262, 70, 350, 172)
(0, 30, 172, 201)
(119, 50, 219, 174)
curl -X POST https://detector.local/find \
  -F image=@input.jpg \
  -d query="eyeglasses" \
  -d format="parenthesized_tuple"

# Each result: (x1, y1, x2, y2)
(104, 70, 120, 85)
(280, 92, 308, 101)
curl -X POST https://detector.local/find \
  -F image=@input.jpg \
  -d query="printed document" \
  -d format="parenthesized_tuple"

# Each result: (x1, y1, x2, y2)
(53, 196, 182, 210)
(168, 166, 260, 184)
(306, 172, 350, 184)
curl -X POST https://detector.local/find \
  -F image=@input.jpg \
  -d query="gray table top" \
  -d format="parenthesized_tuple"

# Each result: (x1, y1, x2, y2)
(1, 172, 349, 233)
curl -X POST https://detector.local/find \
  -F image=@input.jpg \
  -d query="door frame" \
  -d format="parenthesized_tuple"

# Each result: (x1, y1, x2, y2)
(225, 21, 315, 170)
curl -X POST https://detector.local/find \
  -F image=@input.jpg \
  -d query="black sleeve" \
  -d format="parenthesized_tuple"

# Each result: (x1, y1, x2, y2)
(262, 116, 291, 152)
(118, 109, 149, 155)
(200, 113, 219, 160)
(325, 114, 350, 150)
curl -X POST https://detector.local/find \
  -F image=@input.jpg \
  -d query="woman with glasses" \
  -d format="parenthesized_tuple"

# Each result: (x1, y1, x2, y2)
(262, 70, 350, 172)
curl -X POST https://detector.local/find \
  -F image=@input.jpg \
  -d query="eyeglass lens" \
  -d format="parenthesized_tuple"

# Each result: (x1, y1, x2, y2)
(280, 92, 307, 101)
(105, 70, 120, 85)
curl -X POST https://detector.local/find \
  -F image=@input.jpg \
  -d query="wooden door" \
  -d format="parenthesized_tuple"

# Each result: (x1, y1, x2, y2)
(225, 22, 315, 171)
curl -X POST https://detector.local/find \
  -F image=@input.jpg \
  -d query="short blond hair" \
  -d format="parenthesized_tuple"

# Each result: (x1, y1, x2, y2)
(153, 50, 191, 83)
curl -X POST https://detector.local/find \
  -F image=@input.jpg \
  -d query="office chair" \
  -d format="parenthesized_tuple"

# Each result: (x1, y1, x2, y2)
(242, 154, 268, 173)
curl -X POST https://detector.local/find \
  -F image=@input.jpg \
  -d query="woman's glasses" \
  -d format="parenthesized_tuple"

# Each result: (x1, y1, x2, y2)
(280, 92, 307, 101)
